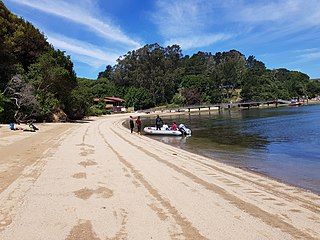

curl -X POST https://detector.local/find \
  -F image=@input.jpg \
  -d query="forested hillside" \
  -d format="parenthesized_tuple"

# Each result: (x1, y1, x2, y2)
(94, 44, 320, 109)
(1, 1, 320, 122)
(0, 2, 81, 122)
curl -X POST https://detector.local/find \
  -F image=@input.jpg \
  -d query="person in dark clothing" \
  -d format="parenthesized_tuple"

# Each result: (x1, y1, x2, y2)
(136, 116, 142, 134)
(129, 116, 134, 133)
(155, 115, 163, 130)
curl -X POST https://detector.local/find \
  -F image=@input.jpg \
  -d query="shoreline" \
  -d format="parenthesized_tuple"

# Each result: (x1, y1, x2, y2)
(137, 104, 320, 195)
(151, 136, 320, 196)
(143, 130, 319, 195)
(0, 114, 319, 239)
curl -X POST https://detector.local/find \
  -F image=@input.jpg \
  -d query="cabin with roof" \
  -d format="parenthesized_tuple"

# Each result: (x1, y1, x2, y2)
(93, 96, 126, 113)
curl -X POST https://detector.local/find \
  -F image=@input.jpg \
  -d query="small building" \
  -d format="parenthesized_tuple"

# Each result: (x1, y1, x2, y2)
(93, 96, 126, 113)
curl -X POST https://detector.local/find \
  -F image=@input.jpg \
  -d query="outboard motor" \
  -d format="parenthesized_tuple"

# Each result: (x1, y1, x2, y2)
(178, 124, 192, 135)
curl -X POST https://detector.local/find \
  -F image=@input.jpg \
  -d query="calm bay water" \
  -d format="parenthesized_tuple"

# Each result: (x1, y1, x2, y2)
(143, 104, 320, 194)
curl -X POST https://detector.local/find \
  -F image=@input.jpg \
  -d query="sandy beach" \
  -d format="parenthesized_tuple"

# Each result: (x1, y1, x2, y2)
(0, 114, 319, 240)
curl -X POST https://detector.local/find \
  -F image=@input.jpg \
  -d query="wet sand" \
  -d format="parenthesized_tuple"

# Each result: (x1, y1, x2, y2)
(0, 115, 319, 239)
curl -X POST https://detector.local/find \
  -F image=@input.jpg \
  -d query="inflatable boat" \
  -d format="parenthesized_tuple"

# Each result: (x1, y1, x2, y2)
(143, 124, 191, 136)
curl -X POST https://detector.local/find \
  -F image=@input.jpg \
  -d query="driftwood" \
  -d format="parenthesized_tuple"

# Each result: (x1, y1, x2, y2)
(3, 75, 39, 122)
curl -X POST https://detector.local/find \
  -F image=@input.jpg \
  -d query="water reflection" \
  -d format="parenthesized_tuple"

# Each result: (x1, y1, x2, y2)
(143, 105, 320, 194)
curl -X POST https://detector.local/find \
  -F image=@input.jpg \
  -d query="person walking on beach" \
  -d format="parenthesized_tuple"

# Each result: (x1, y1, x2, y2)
(136, 116, 142, 134)
(155, 115, 163, 130)
(129, 116, 134, 133)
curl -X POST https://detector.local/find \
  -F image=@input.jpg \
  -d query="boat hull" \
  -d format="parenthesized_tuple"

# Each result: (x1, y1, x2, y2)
(143, 127, 182, 136)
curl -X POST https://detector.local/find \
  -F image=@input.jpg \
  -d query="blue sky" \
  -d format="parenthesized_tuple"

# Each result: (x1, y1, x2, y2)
(4, 0, 320, 79)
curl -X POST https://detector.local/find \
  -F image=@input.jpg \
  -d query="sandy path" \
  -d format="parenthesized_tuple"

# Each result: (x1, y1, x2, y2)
(0, 115, 319, 240)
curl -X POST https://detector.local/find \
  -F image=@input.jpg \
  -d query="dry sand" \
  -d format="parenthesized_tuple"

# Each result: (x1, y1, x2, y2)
(0, 115, 319, 240)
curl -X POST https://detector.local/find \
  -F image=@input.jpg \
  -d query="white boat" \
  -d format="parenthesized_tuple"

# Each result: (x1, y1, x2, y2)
(143, 124, 191, 136)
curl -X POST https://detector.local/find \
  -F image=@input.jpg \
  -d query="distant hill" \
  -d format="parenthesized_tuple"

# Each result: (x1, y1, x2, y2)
(96, 45, 320, 108)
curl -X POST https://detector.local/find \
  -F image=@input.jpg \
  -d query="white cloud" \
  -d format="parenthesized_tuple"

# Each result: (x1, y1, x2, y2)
(152, 0, 212, 38)
(8, 0, 141, 48)
(213, 0, 320, 47)
(152, 0, 230, 49)
(165, 34, 231, 50)
(294, 48, 319, 54)
(232, 0, 320, 29)
(235, 0, 300, 23)
(282, 48, 320, 67)
(47, 34, 121, 68)
(300, 49, 320, 61)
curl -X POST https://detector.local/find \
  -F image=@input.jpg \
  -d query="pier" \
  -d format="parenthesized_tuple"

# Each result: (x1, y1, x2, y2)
(147, 99, 294, 114)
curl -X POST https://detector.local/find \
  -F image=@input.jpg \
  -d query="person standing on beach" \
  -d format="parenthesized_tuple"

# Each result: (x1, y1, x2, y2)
(136, 116, 142, 134)
(155, 115, 163, 130)
(129, 116, 134, 133)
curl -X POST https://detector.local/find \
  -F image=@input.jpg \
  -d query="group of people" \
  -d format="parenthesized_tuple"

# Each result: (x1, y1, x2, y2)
(129, 116, 142, 134)
(155, 115, 163, 130)
(156, 115, 177, 131)
(129, 115, 178, 134)
(9, 121, 39, 132)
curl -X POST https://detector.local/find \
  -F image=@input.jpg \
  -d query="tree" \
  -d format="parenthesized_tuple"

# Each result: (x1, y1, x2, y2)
(0, 92, 5, 113)
(0, 2, 49, 87)
(3, 75, 39, 122)
(112, 43, 183, 105)
(65, 84, 92, 119)
(98, 65, 112, 79)
(183, 51, 211, 75)
(27, 49, 77, 119)
(0, 2, 78, 121)
(307, 80, 320, 98)
(124, 87, 154, 110)
(90, 78, 117, 98)
(180, 75, 215, 104)
(214, 50, 247, 99)
(181, 88, 202, 105)
(171, 92, 186, 105)
(10, 21, 49, 70)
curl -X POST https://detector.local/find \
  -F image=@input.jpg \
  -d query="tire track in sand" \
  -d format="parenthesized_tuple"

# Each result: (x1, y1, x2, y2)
(115, 121, 320, 214)
(0, 125, 75, 231)
(147, 137, 320, 214)
(98, 122, 207, 240)
(109, 122, 317, 240)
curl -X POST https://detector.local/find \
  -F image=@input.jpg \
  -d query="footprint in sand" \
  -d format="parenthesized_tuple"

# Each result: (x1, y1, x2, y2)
(72, 172, 87, 179)
(0, 217, 12, 230)
(66, 220, 100, 240)
(80, 148, 95, 156)
(73, 187, 113, 200)
(78, 160, 97, 168)
(76, 143, 94, 148)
